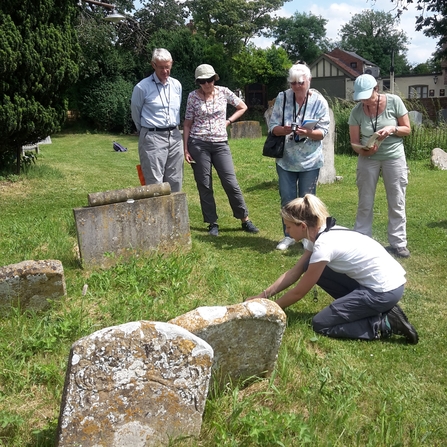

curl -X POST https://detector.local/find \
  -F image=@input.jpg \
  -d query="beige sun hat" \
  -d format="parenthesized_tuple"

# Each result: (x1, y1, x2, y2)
(195, 64, 220, 81)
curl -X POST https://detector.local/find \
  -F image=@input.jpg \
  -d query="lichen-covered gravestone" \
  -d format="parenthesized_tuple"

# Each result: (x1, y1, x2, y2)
(0, 259, 66, 314)
(169, 299, 287, 388)
(56, 321, 213, 447)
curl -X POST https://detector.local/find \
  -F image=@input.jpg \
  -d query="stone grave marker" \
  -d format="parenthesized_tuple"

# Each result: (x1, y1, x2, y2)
(56, 321, 213, 447)
(0, 260, 66, 314)
(431, 148, 447, 170)
(73, 183, 191, 268)
(169, 298, 287, 389)
(230, 120, 262, 139)
(409, 111, 423, 126)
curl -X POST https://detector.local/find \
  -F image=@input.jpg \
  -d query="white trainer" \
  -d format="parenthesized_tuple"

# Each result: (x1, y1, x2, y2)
(276, 237, 295, 251)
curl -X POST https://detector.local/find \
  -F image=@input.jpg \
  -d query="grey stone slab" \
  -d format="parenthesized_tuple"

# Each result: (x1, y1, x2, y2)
(409, 111, 423, 126)
(169, 299, 287, 388)
(431, 148, 447, 170)
(230, 120, 262, 139)
(0, 260, 66, 314)
(73, 192, 191, 269)
(56, 321, 213, 447)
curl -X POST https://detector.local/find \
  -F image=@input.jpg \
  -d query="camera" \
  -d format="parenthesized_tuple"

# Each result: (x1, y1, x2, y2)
(290, 121, 299, 131)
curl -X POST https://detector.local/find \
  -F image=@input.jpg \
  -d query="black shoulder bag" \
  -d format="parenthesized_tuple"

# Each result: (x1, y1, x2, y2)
(262, 91, 287, 158)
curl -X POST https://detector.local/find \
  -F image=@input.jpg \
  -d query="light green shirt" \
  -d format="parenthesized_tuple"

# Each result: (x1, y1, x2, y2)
(348, 94, 408, 160)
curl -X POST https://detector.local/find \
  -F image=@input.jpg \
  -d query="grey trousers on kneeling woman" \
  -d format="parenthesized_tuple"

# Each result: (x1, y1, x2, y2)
(311, 266, 404, 341)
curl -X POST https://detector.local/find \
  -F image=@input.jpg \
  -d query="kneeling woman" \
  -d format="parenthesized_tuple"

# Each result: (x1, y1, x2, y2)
(248, 194, 418, 343)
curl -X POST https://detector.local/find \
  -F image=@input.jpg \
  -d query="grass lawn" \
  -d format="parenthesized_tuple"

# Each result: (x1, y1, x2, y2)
(0, 132, 446, 446)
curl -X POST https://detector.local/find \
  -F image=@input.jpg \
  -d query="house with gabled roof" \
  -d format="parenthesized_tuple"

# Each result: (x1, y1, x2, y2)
(309, 48, 380, 99)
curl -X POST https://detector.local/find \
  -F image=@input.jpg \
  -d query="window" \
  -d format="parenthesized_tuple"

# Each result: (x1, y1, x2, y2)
(350, 62, 357, 69)
(408, 85, 428, 98)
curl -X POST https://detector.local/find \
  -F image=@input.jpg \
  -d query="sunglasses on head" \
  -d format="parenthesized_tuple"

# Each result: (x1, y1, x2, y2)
(197, 77, 215, 85)
(291, 81, 305, 86)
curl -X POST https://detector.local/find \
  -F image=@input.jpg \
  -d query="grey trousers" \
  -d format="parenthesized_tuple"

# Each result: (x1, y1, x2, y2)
(139, 127, 184, 192)
(354, 155, 408, 248)
(187, 138, 248, 224)
(312, 266, 404, 340)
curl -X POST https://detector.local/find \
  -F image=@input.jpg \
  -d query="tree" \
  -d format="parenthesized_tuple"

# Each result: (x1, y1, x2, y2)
(0, 0, 80, 172)
(393, 0, 447, 55)
(272, 12, 330, 64)
(186, 0, 289, 55)
(338, 10, 411, 76)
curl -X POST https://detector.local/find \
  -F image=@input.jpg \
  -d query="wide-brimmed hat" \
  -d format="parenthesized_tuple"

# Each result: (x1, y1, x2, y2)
(195, 64, 220, 81)
(353, 74, 377, 100)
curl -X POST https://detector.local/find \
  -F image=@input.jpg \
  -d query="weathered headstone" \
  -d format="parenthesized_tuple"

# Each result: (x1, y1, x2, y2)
(73, 183, 191, 268)
(56, 321, 213, 447)
(409, 111, 423, 126)
(431, 148, 447, 170)
(0, 260, 66, 313)
(230, 121, 262, 139)
(169, 299, 287, 388)
(440, 109, 447, 122)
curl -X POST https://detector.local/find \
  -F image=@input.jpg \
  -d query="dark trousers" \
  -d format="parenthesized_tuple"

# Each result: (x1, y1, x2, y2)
(312, 266, 404, 340)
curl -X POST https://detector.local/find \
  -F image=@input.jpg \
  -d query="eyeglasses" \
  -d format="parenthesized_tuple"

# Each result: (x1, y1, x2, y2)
(197, 77, 215, 85)
(153, 63, 172, 71)
(290, 81, 305, 86)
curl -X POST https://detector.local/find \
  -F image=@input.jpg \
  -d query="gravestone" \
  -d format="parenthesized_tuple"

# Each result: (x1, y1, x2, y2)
(230, 121, 262, 139)
(169, 298, 287, 388)
(409, 111, 423, 126)
(431, 148, 447, 170)
(263, 97, 336, 184)
(440, 109, 447, 122)
(73, 183, 191, 268)
(0, 260, 66, 314)
(56, 321, 213, 447)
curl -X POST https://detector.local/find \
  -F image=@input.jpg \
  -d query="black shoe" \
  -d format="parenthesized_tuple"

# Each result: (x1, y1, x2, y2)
(208, 223, 219, 236)
(387, 305, 419, 344)
(242, 220, 259, 233)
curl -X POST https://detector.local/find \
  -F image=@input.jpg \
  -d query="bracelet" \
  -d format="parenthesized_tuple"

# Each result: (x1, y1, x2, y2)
(263, 289, 268, 298)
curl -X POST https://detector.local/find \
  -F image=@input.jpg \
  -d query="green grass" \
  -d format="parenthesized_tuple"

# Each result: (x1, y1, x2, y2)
(0, 133, 447, 446)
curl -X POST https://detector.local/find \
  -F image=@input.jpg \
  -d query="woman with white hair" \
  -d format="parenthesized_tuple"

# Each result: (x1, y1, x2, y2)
(269, 63, 330, 250)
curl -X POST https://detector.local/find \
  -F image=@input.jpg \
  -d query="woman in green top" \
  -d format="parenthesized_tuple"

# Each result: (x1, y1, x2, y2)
(348, 74, 411, 258)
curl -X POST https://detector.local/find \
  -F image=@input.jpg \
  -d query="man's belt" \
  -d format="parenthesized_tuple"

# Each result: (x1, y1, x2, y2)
(146, 126, 177, 132)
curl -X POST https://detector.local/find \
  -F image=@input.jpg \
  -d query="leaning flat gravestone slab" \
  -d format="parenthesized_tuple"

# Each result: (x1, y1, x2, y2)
(0, 260, 66, 314)
(56, 321, 213, 447)
(169, 299, 287, 388)
(230, 120, 262, 139)
(73, 185, 191, 268)
(409, 110, 423, 126)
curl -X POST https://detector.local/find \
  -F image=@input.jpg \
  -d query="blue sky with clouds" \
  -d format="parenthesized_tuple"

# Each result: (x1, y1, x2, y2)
(255, 0, 437, 65)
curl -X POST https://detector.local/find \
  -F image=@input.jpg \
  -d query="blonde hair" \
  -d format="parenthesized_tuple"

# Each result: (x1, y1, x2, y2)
(281, 194, 329, 229)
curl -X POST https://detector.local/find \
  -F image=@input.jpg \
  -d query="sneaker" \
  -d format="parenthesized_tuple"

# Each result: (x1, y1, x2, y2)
(385, 246, 411, 258)
(395, 247, 411, 258)
(386, 305, 419, 344)
(208, 223, 219, 236)
(241, 220, 259, 233)
(276, 237, 295, 251)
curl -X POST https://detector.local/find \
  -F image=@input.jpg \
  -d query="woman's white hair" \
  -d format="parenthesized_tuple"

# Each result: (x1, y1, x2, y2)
(287, 63, 311, 83)
(152, 48, 173, 63)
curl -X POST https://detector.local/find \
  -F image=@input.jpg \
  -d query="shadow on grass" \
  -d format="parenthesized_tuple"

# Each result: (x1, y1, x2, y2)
(427, 219, 447, 229)
(245, 179, 278, 193)
(191, 227, 303, 256)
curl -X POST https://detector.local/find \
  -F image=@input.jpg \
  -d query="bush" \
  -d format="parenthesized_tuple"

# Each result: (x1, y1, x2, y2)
(80, 77, 134, 133)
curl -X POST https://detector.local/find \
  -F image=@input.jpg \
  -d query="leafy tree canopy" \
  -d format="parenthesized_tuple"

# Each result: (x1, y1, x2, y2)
(272, 12, 330, 64)
(185, 0, 289, 55)
(339, 9, 411, 76)
(393, 0, 447, 55)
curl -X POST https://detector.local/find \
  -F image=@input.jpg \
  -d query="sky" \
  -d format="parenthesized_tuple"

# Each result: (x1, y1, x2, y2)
(254, 0, 438, 65)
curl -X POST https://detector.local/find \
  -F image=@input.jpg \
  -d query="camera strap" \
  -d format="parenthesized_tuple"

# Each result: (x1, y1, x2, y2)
(293, 90, 309, 124)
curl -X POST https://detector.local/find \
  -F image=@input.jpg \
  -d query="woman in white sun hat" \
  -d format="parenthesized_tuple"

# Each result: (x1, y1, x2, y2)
(348, 74, 411, 258)
(183, 64, 259, 237)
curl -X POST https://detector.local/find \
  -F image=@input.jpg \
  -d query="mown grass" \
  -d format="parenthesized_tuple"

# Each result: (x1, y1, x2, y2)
(0, 133, 446, 446)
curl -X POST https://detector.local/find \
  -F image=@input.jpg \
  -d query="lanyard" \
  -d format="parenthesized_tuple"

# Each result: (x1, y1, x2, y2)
(293, 90, 309, 124)
(367, 94, 380, 132)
